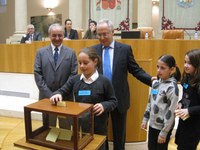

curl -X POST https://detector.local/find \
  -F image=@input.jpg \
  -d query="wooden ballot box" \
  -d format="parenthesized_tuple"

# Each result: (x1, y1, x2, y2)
(24, 99, 94, 150)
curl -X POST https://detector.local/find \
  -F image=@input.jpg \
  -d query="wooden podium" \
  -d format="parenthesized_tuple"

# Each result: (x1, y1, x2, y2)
(23, 99, 96, 150)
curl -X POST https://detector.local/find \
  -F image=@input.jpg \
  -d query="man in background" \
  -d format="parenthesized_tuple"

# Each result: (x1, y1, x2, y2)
(34, 23, 77, 127)
(20, 24, 42, 43)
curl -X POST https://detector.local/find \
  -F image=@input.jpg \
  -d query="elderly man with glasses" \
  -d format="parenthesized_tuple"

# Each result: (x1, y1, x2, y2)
(92, 19, 153, 150)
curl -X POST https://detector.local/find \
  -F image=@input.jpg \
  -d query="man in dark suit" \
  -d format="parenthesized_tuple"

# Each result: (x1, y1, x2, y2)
(34, 23, 78, 127)
(64, 19, 78, 39)
(92, 19, 153, 150)
(20, 24, 42, 43)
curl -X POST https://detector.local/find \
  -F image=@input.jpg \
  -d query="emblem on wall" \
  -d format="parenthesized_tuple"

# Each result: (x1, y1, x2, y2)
(96, 0, 121, 10)
(177, 0, 194, 8)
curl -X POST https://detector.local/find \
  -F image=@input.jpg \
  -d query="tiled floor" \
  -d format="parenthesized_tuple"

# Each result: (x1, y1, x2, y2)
(2, 116, 199, 150)
(0, 117, 25, 150)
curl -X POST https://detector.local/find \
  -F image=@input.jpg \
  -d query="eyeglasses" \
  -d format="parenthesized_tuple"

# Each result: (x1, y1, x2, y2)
(97, 32, 110, 38)
(51, 34, 63, 38)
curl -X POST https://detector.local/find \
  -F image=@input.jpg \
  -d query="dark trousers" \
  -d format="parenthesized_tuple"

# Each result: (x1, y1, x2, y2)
(177, 145, 198, 150)
(175, 121, 200, 150)
(111, 109, 127, 150)
(148, 126, 172, 150)
(176, 134, 199, 150)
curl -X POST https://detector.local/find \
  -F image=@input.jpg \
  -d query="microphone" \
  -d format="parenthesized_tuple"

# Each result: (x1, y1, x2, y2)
(184, 30, 191, 40)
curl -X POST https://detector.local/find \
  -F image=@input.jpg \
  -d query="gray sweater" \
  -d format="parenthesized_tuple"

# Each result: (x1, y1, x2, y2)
(142, 77, 179, 138)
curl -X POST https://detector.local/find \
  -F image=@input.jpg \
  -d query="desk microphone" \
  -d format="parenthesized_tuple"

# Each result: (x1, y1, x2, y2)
(184, 30, 191, 40)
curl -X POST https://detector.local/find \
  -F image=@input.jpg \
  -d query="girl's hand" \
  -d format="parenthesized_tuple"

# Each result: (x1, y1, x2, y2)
(91, 27, 96, 32)
(158, 135, 166, 144)
(175, 102, 182, 110)
(141, 122, 147, 131)
(93, 103, 104, 116)
(50, 94, 62, 104)
(175, 108, 189, 119)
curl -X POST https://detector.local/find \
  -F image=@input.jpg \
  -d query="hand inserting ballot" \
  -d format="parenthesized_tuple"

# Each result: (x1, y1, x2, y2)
(50, 94, 62, 105)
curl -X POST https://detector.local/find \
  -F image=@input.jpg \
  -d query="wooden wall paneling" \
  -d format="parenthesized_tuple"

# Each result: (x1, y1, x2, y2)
(1, 39, 200, 75)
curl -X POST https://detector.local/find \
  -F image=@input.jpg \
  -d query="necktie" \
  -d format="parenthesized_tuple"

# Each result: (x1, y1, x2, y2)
(54, 47, 59, 65)
(103, 47, 112, 81)
(30, 34, 33, 41)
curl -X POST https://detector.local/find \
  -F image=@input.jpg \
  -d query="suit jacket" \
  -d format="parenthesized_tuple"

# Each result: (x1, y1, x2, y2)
(64, 29, 78, 39)
(20, 32, 42, 43)
(92, 41, 152, 113)
(34, 45, 78, 100)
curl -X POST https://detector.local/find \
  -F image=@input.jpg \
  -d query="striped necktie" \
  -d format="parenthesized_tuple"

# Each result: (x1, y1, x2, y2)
(54, 47, 59, 65)
(103, 47, 112, 81)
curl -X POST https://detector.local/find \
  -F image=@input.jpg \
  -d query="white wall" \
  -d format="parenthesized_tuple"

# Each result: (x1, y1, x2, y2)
(0, 73, 40, 119)
(0, 73, 39, 99)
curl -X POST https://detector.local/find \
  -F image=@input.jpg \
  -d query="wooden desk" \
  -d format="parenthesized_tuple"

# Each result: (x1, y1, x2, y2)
(24, 99, 94, 150)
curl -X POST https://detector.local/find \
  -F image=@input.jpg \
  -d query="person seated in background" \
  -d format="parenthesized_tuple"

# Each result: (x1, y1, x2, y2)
(64, 19, 78, 40)
(83, 20, 98, 39)
(20, 24, 42, 44)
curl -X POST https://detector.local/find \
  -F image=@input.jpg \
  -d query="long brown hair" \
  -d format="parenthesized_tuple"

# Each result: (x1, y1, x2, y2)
(182, 49, 200, 87)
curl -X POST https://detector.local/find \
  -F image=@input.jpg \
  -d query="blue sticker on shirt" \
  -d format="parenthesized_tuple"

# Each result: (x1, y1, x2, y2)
(151, 89, 158, 95)
(183, 83, 189, 89)
(78, 90, 91, 96)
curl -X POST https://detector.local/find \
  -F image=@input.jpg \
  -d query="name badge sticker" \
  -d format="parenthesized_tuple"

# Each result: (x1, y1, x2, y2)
(78, 90, 91, 96)
(151, 89, 158, 95)
(183, 83, 189, 89)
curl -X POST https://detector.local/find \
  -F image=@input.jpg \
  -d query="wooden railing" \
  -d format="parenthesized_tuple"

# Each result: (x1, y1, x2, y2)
(1, 39, 200, 75)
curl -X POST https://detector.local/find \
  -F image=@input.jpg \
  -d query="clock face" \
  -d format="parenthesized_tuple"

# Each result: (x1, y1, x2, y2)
(177, 0, 194, 8)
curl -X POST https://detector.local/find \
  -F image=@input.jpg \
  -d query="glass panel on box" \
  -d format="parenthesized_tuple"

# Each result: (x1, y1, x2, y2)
(78, 109, 93, 148)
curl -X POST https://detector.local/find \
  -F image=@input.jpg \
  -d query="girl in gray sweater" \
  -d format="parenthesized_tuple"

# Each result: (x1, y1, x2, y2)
(141, 55, 181, 150)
